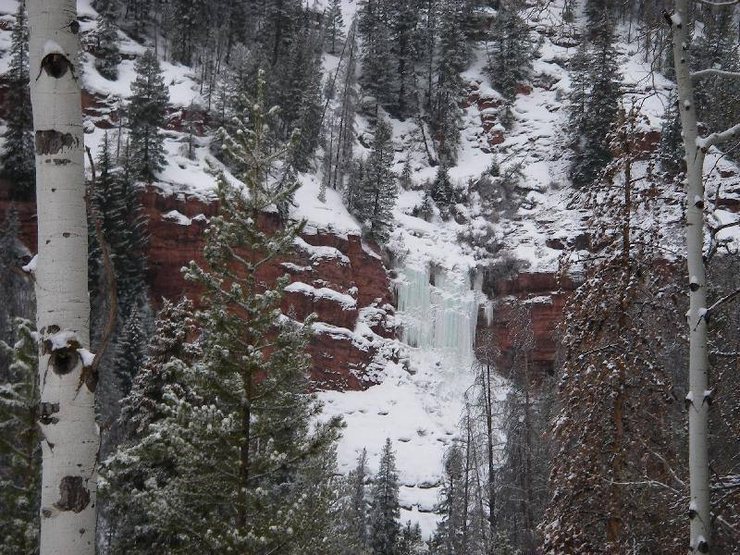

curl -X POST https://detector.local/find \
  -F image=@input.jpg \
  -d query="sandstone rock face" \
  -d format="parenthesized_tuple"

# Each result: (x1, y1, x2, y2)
(476, 272, 575, 378)
(2, 183, 396, 391)
(3, 176, 575, 388)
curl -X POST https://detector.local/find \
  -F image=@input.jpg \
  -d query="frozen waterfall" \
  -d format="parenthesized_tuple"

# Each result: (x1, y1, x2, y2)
(395, 264, 488, 363)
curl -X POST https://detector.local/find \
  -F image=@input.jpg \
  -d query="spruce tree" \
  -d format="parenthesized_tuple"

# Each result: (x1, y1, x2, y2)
(659, 93, 685, 177)
(541, 109, 684, 553)
(369, 438, 401, 555)
(337, 449, 371, 554)
(0, 1, 34, 197)
(487, 1, 533, 102)
(355, 118, 398, 243)
(128, 50, 169, 181)
(430, 0, 470, 164)
(359, 0, 394, 109)
(104, 77, 343, 553)
(431, 444, 467, 554)
(568, 12, 621, 188)
(0, 318, 40, 555)
(111, 304, 147, 397)
(324, 0, 345, 55)
(427, 163, 459, 219)
(101, 299, 203, 553)
(94, 2, 122, 80)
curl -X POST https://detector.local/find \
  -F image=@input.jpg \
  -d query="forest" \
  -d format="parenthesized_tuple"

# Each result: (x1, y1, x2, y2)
(0, 0, 739, 553)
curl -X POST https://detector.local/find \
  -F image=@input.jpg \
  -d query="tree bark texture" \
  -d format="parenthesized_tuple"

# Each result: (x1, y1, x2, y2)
(670, 2, 711, 552)
(27, 1, 98, 553)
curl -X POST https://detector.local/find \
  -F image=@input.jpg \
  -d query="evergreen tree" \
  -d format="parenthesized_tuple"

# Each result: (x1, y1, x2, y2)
(94, 2, 121, 80)
(390, 0, 420, 118)
(692, 5, 740, 160)
(105, 78, 344, 553)
(324, 0, 345, 54)
(337, 448, 371, 554)
(128, 50, 169, 181)
(111, 304, 148, 397)
(659, 93, 685, 177)
(1, 1, 34, 197)
(369, 438, 401, 555)
(487, 1, 533, 102)
(167, 0, 207, 65)
(101, 299, 203, 553)
(568, 13, 622, 188)
(397, 522, 425, 555)
(431, 444, 467, 554)
(426, 163, 459, 218)
(355, 118, 398, 243)
(359, 0, 394, 109)
(90, 133, 148, 317)
(430, 0, 471, 164)
(0, 318, 40, 555)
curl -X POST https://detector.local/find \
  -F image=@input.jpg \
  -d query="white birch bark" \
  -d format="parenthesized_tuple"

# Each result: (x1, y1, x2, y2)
(27, 1, 98, 553)
(670, 2, 710, 552)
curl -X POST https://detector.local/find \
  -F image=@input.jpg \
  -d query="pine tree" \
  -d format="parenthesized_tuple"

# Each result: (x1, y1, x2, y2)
(431, 0, 468, 164)
(1, 1, 34, 197)
(355, 118, 398, 243)
(167, 0, 206, 65)
(128, 50, 169, 181)
(431, 444, 468, 554)
(101, 299, 203, 553)
(94, 2, 121, 80)
(359, 0, 394, 109)
(427, 163, 458, 219)
(397, 522, 424, 555)
(487, 1, 533, 102)
(337, 449, 371, 554)
(0, 318, 40, 555)
(568, 12, 622, 188)
(111, 304, 147, 397)
(659, 92, 685, 177)
(692, 5, 740, 161)
(389, 0, 420, 118)
(104, 78, 343, 553)
(369, 438, 401, 555)
(324, 0, 345, 54)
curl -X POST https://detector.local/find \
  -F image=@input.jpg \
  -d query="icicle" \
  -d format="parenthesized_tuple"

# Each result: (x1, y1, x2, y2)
(395, 263, 488, 365)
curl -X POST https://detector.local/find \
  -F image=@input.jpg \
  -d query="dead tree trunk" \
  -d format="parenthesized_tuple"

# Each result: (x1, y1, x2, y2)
(27, 1, 97, 553)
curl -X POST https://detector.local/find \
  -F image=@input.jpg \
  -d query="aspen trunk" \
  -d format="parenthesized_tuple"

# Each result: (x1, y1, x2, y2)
(669, 2, 711, 552)
(27, 1, 98, 553)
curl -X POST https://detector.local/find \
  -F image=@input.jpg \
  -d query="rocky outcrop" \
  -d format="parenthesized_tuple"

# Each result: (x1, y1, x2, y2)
(477, 272, 576, 377)
(1, 182, 396, 391)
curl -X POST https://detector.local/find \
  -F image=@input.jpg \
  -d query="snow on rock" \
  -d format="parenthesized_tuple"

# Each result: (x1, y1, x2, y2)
(285, 281, 357, 310)
(293, 237, 351, 265)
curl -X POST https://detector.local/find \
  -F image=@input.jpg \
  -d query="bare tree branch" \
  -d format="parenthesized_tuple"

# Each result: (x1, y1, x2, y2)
(706, 288, 740, 316)
(695, 0, 739, 5)
(698, 123, 740, 151)
(691, 68, 740, 81)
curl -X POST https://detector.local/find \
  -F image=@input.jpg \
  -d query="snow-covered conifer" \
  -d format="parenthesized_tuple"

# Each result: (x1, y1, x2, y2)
(369, 438, 401, 554)
(0, 318, 40, 555)
(94, 3, 121, 80)
(324, 0, 345, 54)
(0, 1, 34, 197)
(355, 118, 398, 243)
(128, 50, 169, 181)
(487, 1, 533, 102)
